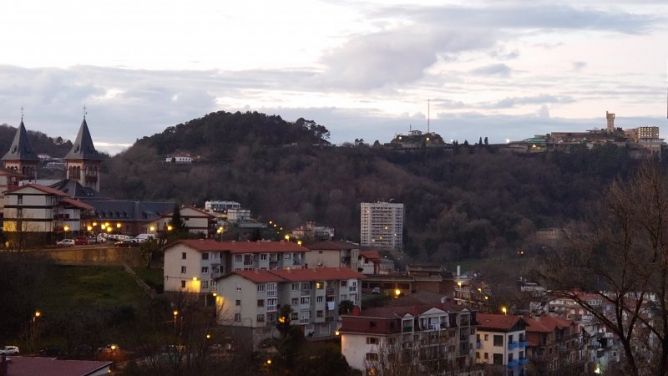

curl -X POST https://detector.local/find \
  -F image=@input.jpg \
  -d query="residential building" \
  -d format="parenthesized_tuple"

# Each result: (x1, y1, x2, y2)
(156, 206, 215, 237)
(163, 240, 310, 294)
(475, 313, 527, 376)
(358, 250, 382, 275)
(226, 208, 251, 223)
(388, 129, 447, 150)
(524, 315, 583, 374)
(64, 117, 102, 192)
(340, 304, 481, 376)
(291, 221, 335, 241)
(215, 267, 363, 347)
(304, 240, 360, 270)
(204, 200, 241, 213)
(165, 152, 194, 163)
(80, 199, 174, 236)
(0, 168, 22, 213)
(360, 202, 404, 251)
(2, 119, 38, 182)
(2, 184, 93, 247)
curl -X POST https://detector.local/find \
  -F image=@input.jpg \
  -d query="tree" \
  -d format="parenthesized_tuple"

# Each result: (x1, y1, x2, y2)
(478, 137, 483, 146)
(484, 137, 489, 145)
(538, 164, 668, 376)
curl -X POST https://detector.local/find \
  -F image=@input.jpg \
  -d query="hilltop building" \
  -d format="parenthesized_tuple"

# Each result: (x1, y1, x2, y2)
(360, 202, 404, 251)
(388, 129, 446, 149)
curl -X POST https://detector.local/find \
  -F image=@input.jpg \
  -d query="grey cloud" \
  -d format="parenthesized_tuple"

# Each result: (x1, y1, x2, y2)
(377, 4, 660, 34)
(470, 63, 513, 77)
(573, 61, 587, 71)
(489, 94, 575, 109)
(319, 26, 496, 90)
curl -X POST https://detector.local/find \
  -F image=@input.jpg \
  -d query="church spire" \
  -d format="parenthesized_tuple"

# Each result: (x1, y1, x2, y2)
(2, 116, 38, 162)
(65, 116, 102, 161)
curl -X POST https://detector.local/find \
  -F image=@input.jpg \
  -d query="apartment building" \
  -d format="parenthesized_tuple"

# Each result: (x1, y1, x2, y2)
(3, 184, 93, 247)
(360, 202, 404, 251)
(340, 304, 481, 376)
(215, 267, 363, 346)
(304, 240, 360, 270)
(524, 315, 583, 373)
(163, 239, 309, 294)
(475, 313, 527, 376)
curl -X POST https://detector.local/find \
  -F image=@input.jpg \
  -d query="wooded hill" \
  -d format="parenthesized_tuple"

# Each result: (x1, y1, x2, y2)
(99, 110, 644, 262)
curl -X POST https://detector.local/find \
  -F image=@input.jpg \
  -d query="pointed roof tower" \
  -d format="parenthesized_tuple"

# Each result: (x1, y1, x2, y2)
(65, 118, 102, 160)
(2, 120, 39, 162)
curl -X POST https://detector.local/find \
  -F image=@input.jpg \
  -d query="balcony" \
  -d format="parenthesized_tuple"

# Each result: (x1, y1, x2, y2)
(507, 359, 519, 368)
(519, 358, 528, 366)
(507, 341, 527, 350)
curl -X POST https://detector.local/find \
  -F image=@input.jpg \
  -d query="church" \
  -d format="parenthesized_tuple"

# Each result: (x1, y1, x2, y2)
(0, 115, 181, 248)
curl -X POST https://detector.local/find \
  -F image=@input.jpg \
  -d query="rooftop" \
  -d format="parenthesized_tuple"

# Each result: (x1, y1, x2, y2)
(3, 356, 111, 376)
(227, 267, 364, 283)
(170, 239, 308, 254)
(476, 313, 525, 332)
(305, 240, 359, 250)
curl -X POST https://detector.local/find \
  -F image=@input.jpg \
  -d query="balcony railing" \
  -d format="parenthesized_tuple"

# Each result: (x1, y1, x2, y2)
(508, 341, 527, 350)
(519, 358, 528, 366)
(507, 359, 519, 368)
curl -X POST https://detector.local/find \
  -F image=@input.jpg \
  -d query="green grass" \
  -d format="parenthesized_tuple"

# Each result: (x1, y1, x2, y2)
(132, 267, 164, 292)
(37, 265, 147, 315)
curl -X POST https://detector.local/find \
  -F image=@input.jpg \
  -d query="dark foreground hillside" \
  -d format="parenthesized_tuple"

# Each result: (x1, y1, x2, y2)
(102, 111, 644, 262)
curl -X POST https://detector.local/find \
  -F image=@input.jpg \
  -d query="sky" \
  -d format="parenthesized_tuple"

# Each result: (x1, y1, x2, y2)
(0, 0, 667, 154)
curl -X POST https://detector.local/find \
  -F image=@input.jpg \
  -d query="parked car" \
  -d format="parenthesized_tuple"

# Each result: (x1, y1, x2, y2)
(74, 237, 88, 245)
(0, 346, 20, 355)
(56, 239, 75, 247)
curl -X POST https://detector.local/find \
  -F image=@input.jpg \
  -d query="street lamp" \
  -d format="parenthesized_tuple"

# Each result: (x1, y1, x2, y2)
(501, 306, 508, 315)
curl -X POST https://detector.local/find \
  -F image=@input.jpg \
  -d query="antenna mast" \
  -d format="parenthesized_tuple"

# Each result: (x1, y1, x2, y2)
(427, 99, 430, 134)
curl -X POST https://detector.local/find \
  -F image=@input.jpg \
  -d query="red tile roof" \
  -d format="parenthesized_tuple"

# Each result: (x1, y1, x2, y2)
(305, 240, 359, 251)
(476, 313, 525, 332)
(525, 315, 575, 334)
(233, 270, 285, 283)
(359, 303, 454, 318)
(359, 250, 381, 261)
(228, 267, 364, 283)
(339, 316, 400, 335)
(6, 183, 68, 197)
(61, 197, 94, 211)
(170, 239, 308, 253)
(270, 267, 364, 282)
(5, 356, 111, 376)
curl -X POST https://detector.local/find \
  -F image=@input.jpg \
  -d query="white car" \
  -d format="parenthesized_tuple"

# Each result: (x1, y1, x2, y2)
(0, 346, 19, 355)
(56, 239, 75, 247)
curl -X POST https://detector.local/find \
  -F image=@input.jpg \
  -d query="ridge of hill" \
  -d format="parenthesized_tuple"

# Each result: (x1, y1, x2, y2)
(102, 110, 643, 262)
(0, 124, 73, 158)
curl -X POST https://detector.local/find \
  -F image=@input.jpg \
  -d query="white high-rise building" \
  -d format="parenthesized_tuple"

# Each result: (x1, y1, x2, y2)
(360, 202, 404, 250)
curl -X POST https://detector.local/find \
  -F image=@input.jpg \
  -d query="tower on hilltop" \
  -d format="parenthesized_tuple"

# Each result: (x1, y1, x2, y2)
(606, 111, 616, 132)
(2, 117, 38, 181)
(64, 116, 102, 192)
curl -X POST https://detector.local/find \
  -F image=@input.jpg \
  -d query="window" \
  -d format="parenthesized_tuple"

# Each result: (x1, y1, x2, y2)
(257, 314, 265, 322)
(476, 352, 480, 359)
(484, 353, 488, 360)
(302, 282, 311, 290)
(17, 195, 22, 205)
(341, 294, 348, 301)
(340, 280, 348, 287)
(257, 299, 264, 307)
(257, 284, 266, 292)
(201, 267, 208, 273)
(300, 297, 310, 305)
(260, 254, 268, 261)
(493, 335, 503, 347)
(202, 280, 209, 288)
(315, 282, 324, 289)
(493, 354, 503, 365)
(365, 353, 379, 361)
(182, 252, 187, 260)
(484, 334, 489, 341)
(202, 252, 209, 260)
(316, 296, 324, 303)
(234, 313, 241, 322)
(476, 334, 480, 341)
(508, 353, 514, 363)
(291, 283, 299, 291)
(235, 300, 241, 306)
(243, 255, 253, 266)
(291, 298, 299, 305)
(519, 351, 524, 359)
(235, 255, 242, 263)
(316, 310, 323, 318)
(366, 337, 379, 345)
(181, 266, 187, 274)
(290, 312, 299, 320)
(181, 280, 186, 288)
(508, 334, 514, 343)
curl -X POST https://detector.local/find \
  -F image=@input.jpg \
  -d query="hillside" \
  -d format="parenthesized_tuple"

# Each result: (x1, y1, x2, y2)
(102, 110, 643, 262)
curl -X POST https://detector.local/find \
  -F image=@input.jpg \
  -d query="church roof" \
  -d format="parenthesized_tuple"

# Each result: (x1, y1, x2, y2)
(2, 121, 39, 162)
(49, 179, 100, 198)
(64, 118, 102, 161)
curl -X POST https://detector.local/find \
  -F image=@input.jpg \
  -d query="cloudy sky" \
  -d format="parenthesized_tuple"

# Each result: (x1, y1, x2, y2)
(0, 0, 667, 153)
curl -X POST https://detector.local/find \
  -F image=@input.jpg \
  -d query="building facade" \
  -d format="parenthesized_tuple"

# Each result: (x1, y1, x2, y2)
(340, 304, 480, 376)
(360, 202, 404, 251)
(475, 313, 527, 376)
